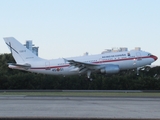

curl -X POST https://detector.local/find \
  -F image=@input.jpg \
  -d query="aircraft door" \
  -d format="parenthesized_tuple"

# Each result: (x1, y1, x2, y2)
(136, 52, 142, 67)
(133, 52, 141, 67)
(45, 61, 50, 70)
(99, 58, 103, 64)
(133, 58, 137, 66)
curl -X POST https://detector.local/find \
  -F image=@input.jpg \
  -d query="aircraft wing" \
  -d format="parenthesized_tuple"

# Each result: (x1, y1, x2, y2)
(64, 59, 105, 73)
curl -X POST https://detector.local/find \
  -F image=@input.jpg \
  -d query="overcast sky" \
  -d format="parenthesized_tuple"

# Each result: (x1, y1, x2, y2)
(0, 0, 160, 65)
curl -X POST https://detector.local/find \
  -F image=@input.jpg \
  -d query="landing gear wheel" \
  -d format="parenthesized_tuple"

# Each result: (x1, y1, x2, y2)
(136, 68, 140, 75)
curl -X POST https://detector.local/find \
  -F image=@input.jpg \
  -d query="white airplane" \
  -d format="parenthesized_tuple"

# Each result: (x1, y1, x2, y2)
(4, 37, 158, 80)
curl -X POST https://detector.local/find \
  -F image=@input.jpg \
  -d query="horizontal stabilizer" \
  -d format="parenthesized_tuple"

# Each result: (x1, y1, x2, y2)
(8, 63, 31, 70)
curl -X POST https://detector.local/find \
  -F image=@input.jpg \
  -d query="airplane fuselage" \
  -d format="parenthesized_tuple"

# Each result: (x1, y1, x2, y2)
(10, 49, 156, 76)
(4, 37, 157, 79)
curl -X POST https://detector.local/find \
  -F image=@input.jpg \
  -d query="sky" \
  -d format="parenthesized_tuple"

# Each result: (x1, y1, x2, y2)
(0, 0, 160, 65)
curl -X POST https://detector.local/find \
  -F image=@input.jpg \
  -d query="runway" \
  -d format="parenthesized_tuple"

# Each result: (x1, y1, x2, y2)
(0, 96, 160, 119)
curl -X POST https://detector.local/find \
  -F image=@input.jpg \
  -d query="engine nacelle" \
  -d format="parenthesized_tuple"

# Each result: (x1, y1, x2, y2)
(100, 65, 120, 74)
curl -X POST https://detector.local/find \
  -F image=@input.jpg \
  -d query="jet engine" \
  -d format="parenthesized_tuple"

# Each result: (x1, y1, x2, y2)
(100, 65, 120, 74)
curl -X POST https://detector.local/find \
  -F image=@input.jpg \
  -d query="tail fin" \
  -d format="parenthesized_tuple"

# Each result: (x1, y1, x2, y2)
(4, 37, 43, 63)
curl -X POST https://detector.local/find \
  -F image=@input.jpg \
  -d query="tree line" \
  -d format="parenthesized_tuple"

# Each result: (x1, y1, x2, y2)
(0, 53, 160, 90)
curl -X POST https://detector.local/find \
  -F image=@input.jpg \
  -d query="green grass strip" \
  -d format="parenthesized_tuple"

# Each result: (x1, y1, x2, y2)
(0, 92, 160, 97)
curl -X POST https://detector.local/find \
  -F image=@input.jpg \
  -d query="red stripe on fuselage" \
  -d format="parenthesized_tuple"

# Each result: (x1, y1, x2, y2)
(30, 56, 153, 70)
(31, 65, 69, 70)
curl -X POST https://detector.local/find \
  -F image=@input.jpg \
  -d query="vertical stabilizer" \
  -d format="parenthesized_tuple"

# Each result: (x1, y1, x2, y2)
(4, 37, 43, 63)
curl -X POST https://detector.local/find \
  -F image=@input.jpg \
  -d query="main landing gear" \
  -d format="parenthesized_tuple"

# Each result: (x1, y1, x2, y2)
(87, 70, 93, 81)
(136, 68, 140, 75)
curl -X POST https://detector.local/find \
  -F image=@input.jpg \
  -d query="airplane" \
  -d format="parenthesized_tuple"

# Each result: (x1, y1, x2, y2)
(3, 37, 158, 81)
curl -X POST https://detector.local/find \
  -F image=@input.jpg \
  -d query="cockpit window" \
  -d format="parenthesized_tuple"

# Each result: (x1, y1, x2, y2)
(148, 53, 152, 56)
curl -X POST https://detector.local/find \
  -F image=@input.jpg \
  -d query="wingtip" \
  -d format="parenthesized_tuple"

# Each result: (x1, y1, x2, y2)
(63, 58, 68, 63)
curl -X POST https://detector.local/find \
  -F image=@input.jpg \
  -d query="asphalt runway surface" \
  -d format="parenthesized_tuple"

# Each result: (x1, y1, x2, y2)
(0, 96, 160, 119)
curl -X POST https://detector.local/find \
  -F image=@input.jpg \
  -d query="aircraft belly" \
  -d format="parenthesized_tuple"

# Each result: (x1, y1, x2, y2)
(138, 58, 153, 66)
(118, 58, 153, 70)
(36, 68, 80, 76)
(117, 60, 136, 70)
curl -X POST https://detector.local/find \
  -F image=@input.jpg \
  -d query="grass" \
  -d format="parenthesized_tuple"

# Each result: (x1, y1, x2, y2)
(0, 91, 160, 97)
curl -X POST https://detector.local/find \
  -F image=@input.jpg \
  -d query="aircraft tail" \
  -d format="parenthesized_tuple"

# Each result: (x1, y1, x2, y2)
(3, 37, 43, 63)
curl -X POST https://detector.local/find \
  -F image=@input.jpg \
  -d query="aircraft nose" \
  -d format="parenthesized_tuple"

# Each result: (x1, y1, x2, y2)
(151, 55, 158, 61)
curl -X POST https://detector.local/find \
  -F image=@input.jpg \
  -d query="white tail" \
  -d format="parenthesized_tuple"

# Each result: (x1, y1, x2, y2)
(4, 37, 43, 63)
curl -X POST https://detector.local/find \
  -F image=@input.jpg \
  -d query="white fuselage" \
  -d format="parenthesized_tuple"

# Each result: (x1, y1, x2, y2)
(14, 49, 156, 76)
(4, 37, 158, 78)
